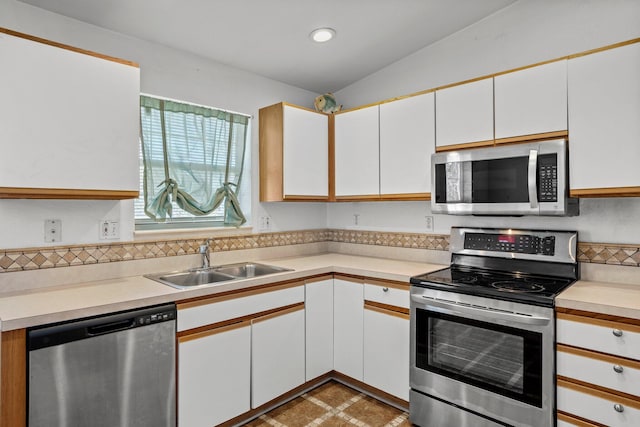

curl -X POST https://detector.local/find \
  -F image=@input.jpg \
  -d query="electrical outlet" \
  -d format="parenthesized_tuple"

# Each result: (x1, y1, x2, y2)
(425, 216, 434, 232)
(353, 214, 360, 226)
(45, 219, 62, 243)
(259, 216, 271, 232)
(99, 220, 120, 240)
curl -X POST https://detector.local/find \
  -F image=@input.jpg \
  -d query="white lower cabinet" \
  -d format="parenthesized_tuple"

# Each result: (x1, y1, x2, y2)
(305, 277, 334, 381)
(251, 306, 306, 408)
(333, 277, 364, 381)
(363, 305, 410, 400)
(178, 321, 251, 427)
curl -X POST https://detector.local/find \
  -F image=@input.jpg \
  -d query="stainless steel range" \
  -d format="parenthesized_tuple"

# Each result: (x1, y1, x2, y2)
(410, 227, 578, 427)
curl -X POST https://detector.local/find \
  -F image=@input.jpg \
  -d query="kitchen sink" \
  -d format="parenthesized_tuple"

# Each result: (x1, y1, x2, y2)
(145, 262, 292, 289)
(214, 262, 292, 278)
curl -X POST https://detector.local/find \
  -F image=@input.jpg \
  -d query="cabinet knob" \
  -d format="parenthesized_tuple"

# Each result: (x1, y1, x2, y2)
(613, 365, 624, 374)
(612, 329, 624, 337)
(614, 403, 625, 413)
(382, 287, 389, 292)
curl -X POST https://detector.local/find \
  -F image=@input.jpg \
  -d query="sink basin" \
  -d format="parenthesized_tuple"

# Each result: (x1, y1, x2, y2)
(145, 262, 293, 289)
(147, 270, 237, 289)
(215, 262, 292, 278)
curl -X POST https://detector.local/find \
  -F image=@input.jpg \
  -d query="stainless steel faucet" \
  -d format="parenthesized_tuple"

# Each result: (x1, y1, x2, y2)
(199, 239, 212, 269)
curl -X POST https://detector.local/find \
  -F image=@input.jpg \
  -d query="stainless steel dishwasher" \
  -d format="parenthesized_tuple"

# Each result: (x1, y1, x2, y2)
(27, 303, 176, 427)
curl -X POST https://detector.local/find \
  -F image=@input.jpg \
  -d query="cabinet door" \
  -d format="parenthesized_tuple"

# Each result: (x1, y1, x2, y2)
(435, 78, 494, 148)
(495, 60, 567, 140)
(0, 31, 139, 194)
(178, 321, 251, 427)
(379, 92, 435, 196)
(333, 278, 364, 380)
(251, 306, 305, 408)
(569, 42, 640, 194)
(305, 278, 334, 381)
(283, 105, 328, 197)
(334, 106, 380, 197)
(363, 305, 410, 401)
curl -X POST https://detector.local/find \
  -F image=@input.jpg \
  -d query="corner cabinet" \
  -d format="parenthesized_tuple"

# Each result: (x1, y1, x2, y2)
(379, 92, 435, 199)
(0, 28, 140, 200)
(305, 276, 334, 381)
(334, 105, 380, 199)
(333, 276, 364, 380)
(259, 102, 329, 201)
(568, 41, 640, 197)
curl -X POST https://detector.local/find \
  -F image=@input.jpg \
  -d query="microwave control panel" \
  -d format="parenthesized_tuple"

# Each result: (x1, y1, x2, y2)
(464, 233, 556, 255)
(538, 154, 558, 202)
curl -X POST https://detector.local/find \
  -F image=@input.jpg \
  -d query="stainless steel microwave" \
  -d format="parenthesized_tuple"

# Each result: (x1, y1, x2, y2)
(431, 139, 579, 216)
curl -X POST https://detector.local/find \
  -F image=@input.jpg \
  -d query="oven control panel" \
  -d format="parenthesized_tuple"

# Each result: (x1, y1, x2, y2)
(464, 233, 555, 255)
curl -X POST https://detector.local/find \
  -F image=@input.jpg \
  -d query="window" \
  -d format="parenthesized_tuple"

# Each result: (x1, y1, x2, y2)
(136, 95, 250, 229)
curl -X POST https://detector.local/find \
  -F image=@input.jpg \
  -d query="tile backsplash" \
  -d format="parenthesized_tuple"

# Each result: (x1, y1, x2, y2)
(0, 229, 638, 273)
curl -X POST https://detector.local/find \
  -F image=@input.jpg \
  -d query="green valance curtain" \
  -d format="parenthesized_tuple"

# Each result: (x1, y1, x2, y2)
(139, 95, 248, 226)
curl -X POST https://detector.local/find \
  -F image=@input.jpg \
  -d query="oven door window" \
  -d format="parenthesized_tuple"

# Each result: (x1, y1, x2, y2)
(471, 156, 530, 203)
(415, 308, 542, 407)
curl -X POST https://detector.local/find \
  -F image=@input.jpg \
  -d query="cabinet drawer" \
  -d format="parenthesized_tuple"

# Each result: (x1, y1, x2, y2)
(557, 411, 604, 427)
(558, 345, 640, 398)
(557, 379, 640, 427)
(177, 283, 304, 331)
(364, 281, 409, 309)
(557, 313, 640, 360)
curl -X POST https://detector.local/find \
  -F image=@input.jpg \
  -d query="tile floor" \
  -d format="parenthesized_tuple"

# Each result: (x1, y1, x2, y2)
(243, 381, 411, 427)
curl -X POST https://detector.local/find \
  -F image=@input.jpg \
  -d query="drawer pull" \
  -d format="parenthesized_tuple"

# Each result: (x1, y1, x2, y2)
(382, 287, 389, 292)
(614, 403, 625, 413)
(613, 365, 624, 374)
(612, 329, 623, 337)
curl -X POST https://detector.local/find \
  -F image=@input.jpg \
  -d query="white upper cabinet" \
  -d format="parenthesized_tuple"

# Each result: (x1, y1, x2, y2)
(379, 93, 435, 196)
(568, 42, 640, 195)
(334, 105, 380, 197)
(259, 102, 328, 201)
(283, 105, 328, 197)
(435, 78, 494, 148)
(0, 29, 140, 199)
(495, 60, 568, 140)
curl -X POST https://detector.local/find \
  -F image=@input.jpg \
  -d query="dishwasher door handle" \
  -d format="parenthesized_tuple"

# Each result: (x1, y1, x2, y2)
(87, 318, 135, 335)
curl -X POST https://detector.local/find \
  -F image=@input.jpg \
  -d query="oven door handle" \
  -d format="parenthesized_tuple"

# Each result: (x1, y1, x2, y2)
(411, 295, 552, 326)
(528, 149, 539, 209)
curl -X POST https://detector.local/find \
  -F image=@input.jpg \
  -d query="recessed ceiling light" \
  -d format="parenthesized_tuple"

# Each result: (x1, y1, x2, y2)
(310, 27, 336, 43)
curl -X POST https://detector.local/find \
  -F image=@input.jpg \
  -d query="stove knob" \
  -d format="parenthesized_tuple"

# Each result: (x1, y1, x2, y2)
(612, 329, 624, 337)
(613, 365, 624, 374)
(614, 403, 624, 413)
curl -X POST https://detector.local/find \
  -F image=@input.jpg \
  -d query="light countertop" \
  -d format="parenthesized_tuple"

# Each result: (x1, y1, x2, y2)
(556, 280, 640, 320)
(0, 253, 444, 331)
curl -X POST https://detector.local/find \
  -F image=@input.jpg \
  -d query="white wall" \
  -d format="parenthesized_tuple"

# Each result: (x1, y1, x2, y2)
(329, 0, 640, 245)
(0, 0, 326, 249)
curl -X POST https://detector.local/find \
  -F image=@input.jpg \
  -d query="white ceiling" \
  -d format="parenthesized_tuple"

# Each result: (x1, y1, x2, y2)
(21, 0, 516, 93)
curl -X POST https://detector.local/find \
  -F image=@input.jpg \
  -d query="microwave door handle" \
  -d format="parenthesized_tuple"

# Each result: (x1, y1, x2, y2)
(528, 149, 539, 209)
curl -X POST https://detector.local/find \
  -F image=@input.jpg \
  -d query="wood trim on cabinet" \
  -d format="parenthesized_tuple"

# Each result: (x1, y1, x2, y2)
(567, 37, 640, 59)
(0, 27, 139, 68)
(557, 344, 640, 370)
(435, 139, 495, 152)
(378, 192, 431, 201)
(251, 302, 305, 324)
(177, 279, 304, 309)
(333, 274, 365, 284)
(335, 194, 381, 201)
(259, 102, 285, 202)
(328, 114, 336, 201)
(305, 274, 334, 284)
(557, 376, 640, 409)
(0, 187, 139, 200)
(556, 310, 640, 329)
(1, 329, 26, 427)
(570, 186, 640, 198)
(557, 411, 607, 427)
(282, 195, 329, 201)
(364, 301, 410, 319)
(366, 278, 410, 290)
(177, 319, 251, 344)
(494, 130, 568, 145)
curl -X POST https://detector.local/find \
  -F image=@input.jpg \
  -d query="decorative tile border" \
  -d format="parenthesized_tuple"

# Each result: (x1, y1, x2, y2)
(0, 229, 638, 273)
